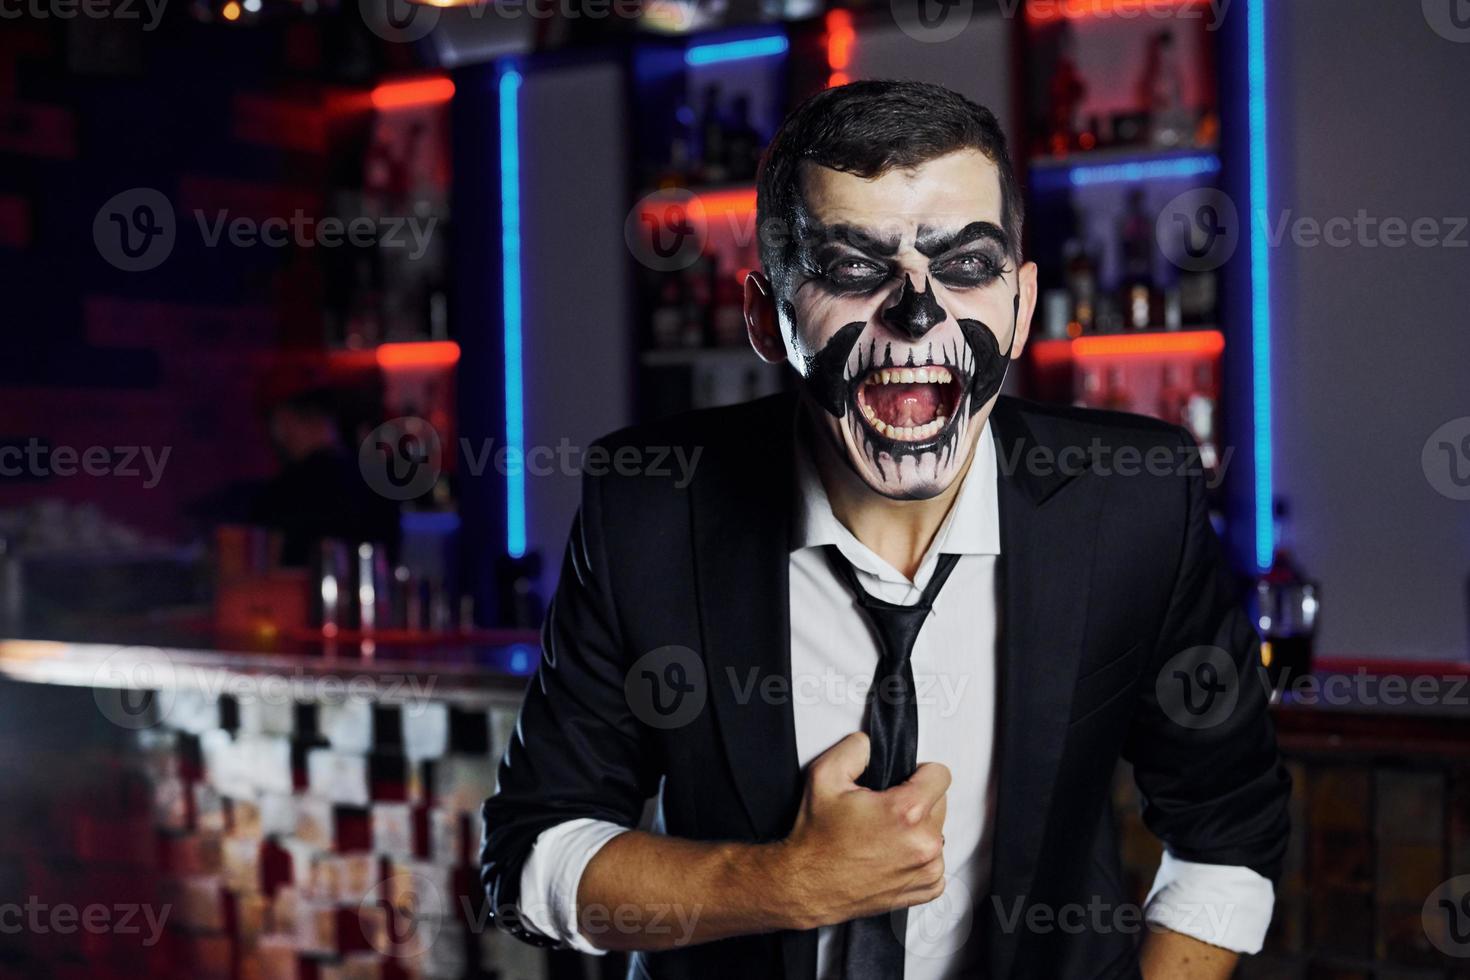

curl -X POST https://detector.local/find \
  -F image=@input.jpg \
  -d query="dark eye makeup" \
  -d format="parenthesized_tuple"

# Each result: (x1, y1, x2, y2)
(930, 250, 1008, 289)
(803, 240, 1010, 296)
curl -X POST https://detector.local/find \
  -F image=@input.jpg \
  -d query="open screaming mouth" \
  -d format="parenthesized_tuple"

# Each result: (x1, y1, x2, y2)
(852, 364, 966, 447)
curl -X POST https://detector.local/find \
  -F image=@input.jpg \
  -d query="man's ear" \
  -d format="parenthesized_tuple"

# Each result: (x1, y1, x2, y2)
(744, 271, 787, 365)
(1010, 260, 1039, 360)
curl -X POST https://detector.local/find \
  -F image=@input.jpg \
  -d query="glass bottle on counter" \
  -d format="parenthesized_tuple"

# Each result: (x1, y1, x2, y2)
(1255, 499, 1321, 697)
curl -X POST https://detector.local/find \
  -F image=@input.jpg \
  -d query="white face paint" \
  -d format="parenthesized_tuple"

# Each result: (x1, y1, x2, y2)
(783, 150, 1031, 500)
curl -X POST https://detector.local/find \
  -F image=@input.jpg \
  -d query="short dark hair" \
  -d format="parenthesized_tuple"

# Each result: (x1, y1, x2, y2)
(756, 79, 1024, 293)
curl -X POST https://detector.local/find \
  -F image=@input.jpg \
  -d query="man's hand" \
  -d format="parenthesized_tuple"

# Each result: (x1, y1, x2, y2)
(771, 732, 950, 930)
(573, 731, 948, 952)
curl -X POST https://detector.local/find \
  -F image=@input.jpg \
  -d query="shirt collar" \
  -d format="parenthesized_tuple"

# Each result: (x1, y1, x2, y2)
(791, 419, 1002, 586)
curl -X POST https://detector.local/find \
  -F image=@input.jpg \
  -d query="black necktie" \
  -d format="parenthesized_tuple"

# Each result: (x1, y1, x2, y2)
(822, 545, 962, 980)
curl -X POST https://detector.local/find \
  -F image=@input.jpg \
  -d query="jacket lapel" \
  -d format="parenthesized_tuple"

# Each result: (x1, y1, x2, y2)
(691, 392, 804, 841)
(983, 398, 1101, 979)
(689, 393, 816, 979)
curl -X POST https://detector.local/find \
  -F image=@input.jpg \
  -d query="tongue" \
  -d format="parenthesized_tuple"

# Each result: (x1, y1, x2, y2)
(867, 383, 943, 428)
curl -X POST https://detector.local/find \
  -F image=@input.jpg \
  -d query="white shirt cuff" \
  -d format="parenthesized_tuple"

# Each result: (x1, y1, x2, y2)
(1143, 851, 1274, 954)
(516, 818, 629, 954)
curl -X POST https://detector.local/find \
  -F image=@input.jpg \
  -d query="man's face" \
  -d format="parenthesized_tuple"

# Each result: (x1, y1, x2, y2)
(779, 150, 1034, 500)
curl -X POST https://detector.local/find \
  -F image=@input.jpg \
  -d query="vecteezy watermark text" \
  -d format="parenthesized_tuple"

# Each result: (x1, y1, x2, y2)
(0, 0, 167, 29)
(94, 188, 439, 272)
(193, 209, 437, 259)
(359, 417, 705, 502)
(0, 898, 171, 947)
(0, 439, 170, 488)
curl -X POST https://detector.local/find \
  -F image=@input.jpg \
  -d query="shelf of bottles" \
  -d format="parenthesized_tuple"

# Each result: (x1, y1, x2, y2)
(628, 32, 793, 418)
(1020, 0, 1226, 475)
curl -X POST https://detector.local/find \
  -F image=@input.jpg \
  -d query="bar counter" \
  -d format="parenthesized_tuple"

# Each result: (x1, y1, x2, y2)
(0, 636, 1466, 979)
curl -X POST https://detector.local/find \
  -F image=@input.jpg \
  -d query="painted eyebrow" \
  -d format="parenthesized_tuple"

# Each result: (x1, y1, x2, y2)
(914, 221, 1009, 258)
(804, 222, 903, 258)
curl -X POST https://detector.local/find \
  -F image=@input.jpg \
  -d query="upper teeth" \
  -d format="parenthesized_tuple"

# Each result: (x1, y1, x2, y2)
(866, 366, 953, 385)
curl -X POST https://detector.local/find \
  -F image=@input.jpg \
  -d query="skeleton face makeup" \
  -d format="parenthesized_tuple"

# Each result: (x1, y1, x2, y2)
(781, 150, 1031, 500)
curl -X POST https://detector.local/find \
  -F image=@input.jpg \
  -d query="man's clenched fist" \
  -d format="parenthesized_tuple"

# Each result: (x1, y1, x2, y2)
(769, 732, 950, 931)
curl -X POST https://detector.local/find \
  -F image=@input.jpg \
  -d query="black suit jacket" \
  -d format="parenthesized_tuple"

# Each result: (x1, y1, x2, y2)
(481, 392, 1291, 980)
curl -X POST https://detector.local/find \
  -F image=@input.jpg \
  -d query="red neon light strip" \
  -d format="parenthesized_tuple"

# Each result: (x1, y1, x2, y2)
(696, 188, 757, 217)
(376, 341, 462, 369)
(1026, 0, 1213, 23)
(1074, 330, 1225, 357)
(1031, 330, 1224, 365)
(371, 77, 455, 111)
(826, 10, 855, 88)
(636, 188, 756, 225)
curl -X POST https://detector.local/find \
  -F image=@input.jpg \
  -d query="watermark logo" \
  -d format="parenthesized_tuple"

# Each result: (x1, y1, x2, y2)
(360, 416, 443, 501)
(1157, 187, 1239, 272)
(1421, 417, 1470, 500)
(1423, 875, 1470, 957)
(1423, 0, 1470, 42)
(626, 188, 708, 273)
(94, 188, 175, 272)
(359, 0, 440, 42)
(890, 0, 974, 43)
(902, 873, 973, 958)
(624, 645, 707, 729)
(1155, 645, 1239, 730)
(362, 870, 447, 959)
(93, 647, 178, 731)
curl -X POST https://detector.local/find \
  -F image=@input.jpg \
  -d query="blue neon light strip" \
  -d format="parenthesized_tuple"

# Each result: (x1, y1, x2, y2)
(685, 35, 788, 66)
(1247, 0, 1273, 570)
(499, 67, 527, 559)
(1067, 153, 1220, 187)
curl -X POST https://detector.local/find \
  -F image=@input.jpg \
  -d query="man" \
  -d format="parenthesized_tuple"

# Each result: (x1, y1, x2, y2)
(252, 388, 400, 566)
(482, 80, 1289, 979)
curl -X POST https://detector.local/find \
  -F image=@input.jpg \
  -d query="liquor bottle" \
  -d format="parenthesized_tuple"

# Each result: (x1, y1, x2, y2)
(697, 84, 728, 184)
(725, 95, 762, 182)
(1117, 189, 1155, 330)
(1046, 27, 1088, 156)
(1157, 363, 1189, 426)
(711, 265, 746, 347)
(1102, 366, 1131, 412)
(1184, 361, 1218, 470)
(1254, 499, 1321, 696)
(1063, 231, 1098, 334)
(1075, 364, 1103, 409)
(657, 102, 695, 189)
(1138, 29, 1191, 148)
(651, 277, 683, 349)
(682, 253, 714, 347)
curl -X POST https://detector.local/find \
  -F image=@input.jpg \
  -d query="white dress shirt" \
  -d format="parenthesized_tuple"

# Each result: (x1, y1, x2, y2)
(514, 422, 1274, 972)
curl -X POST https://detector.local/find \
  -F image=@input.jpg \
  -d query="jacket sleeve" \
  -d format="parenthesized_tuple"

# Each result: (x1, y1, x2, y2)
(1122, 430, 1292, 883)
(480, 463, 660, 944)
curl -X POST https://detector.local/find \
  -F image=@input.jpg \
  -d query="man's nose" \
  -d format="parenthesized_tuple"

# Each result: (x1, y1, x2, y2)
(881, 274, 948, 340)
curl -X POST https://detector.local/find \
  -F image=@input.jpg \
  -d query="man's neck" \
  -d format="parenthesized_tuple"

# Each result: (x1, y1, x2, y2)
(807, 414, 976, 581)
